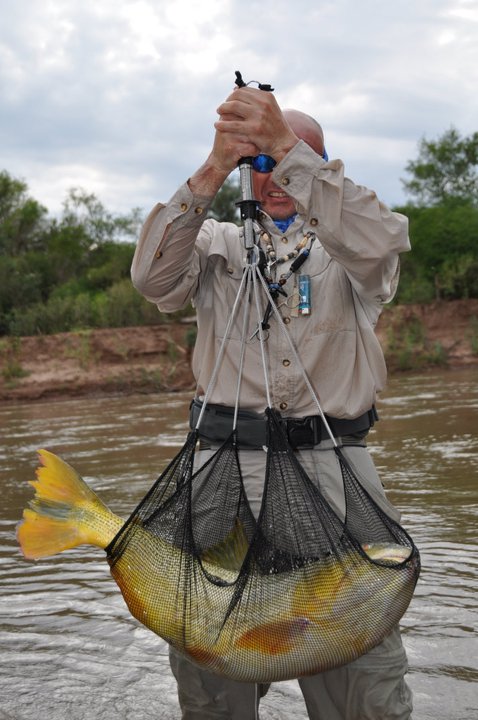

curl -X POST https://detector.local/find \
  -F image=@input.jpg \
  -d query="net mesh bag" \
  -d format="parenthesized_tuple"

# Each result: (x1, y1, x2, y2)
(107, 252, 420, 683)
(106, 407, 420, 683)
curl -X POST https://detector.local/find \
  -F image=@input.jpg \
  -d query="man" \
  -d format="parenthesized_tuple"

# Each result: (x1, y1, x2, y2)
(131, 85, 413, 719)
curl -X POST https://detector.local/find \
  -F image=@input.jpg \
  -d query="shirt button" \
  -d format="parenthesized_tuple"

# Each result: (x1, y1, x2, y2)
(155, 249, 163, 259)
(281, 177, 290, 186)
(194, 206, 204, 215)
(226, 266, 234, 274)
(279, 401, 288, 410)
(180, 202, 188, 212)
(310, 217, 319, 226)
(281, 237, 288, 244)
(282, 359, 290, 367)
(283, 317, 291, 324)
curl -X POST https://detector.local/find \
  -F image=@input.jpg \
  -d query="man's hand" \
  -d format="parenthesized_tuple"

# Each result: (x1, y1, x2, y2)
(188, 85, 298, 198)
(207, 118, 260, 175)
(214, 86, 299, 163)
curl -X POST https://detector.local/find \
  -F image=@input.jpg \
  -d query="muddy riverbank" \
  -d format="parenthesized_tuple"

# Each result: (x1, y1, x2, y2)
(1, 299, 477, 403)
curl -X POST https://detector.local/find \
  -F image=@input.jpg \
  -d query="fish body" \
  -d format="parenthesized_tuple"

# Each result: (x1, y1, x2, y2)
(17, 449, 419, 683)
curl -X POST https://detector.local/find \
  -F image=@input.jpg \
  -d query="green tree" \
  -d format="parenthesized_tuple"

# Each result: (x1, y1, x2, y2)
(0, 170, 48, 255)
(0, 171, 51, 331)
(396, 127, 478, 302)
(402, 127, 478, 206)
(41, 190, 141, 289)
(83, 242, 135, 291)
(61, 188, 143, 244)
(0, 177, 146, 334)
(395, 201, 478, 301)
(209, 177, 241, 223)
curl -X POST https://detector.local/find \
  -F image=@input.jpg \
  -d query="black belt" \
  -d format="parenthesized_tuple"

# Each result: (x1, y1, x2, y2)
(189, 399, 378, 450)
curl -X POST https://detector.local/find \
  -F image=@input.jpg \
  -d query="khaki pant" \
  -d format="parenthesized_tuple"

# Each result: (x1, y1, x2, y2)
(169, 439, 413, 720)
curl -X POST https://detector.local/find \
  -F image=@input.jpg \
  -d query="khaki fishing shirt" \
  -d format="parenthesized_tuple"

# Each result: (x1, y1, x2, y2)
(131, 141, 410, 419)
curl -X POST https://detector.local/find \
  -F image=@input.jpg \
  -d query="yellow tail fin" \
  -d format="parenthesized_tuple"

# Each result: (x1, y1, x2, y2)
(17, 449, 124, 560)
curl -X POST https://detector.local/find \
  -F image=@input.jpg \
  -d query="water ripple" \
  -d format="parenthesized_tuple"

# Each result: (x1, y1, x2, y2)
(1, 371, 477, 720)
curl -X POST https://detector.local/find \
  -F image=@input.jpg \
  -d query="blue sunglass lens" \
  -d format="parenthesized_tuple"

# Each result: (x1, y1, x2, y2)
(252, 154, 277, 173)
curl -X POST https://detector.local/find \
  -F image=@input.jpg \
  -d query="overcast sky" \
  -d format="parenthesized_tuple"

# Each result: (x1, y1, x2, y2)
(1, 0, 477, 219)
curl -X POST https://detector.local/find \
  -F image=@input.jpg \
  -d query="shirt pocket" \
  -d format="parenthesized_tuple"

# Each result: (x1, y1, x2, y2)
(300, 255, 355, 339)
(213, 260, 258, 341)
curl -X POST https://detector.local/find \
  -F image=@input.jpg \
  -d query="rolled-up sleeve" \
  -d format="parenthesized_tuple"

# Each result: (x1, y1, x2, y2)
(272, 141, 410, 303)
(131, 183, 213, 311)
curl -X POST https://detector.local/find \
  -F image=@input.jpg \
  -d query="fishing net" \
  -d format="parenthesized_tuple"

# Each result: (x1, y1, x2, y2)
(107, 247, 420, 684)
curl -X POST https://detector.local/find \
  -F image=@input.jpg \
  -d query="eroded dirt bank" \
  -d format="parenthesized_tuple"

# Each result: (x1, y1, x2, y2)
(1, 300, 477, 403)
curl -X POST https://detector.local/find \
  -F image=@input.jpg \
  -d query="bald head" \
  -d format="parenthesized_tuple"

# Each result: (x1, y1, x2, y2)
(283, 109, 325, 157)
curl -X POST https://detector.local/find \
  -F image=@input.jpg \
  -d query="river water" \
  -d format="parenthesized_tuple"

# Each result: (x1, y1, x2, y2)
(1, 368, 477, 720)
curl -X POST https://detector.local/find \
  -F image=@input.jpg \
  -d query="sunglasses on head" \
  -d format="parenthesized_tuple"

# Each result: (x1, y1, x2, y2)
(252, 148, 329, 173)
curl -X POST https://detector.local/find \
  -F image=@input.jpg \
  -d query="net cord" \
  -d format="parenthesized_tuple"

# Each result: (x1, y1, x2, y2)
(232, 266, 250, 428)
(194, 245, 274, 433)
(251, 263, 273, 409)
(233, 260, 271, 428)
(193, 261, 251, 431)
(192, 230, 337, 447)
(255, 267, 338, 446)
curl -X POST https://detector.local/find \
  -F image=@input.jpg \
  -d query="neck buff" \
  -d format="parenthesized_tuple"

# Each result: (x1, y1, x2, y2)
(273, 214, 297, 233)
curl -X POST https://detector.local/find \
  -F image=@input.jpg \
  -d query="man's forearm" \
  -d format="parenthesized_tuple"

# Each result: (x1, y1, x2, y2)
(187, 157, 230, 198)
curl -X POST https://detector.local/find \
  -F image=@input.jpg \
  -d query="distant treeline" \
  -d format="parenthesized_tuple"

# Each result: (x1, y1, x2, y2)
(1, 128, 477, 336)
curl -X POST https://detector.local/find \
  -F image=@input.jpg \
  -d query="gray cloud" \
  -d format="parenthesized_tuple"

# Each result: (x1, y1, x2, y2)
(0, 0, 476, 216)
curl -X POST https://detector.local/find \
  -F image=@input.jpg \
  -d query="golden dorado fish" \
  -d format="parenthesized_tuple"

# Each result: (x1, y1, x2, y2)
(17, 449, 419, 683)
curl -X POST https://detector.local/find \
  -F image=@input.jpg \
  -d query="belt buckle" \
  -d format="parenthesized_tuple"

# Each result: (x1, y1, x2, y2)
(286, 416, 318, 450)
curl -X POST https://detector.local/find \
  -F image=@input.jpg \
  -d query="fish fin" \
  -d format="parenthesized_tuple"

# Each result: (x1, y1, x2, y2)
(17, 449, 123, 560)
(200, 518, 249, 571)
(236, 617, 311, 655)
